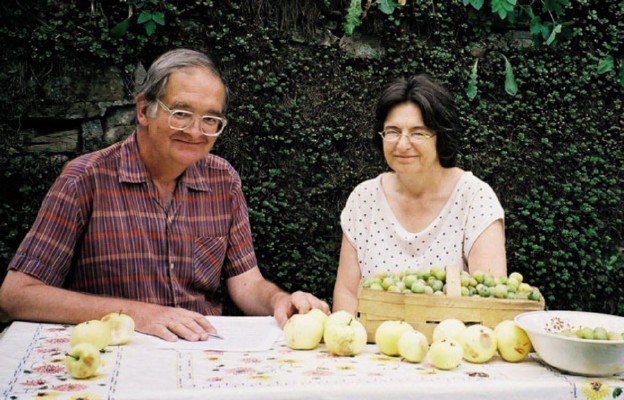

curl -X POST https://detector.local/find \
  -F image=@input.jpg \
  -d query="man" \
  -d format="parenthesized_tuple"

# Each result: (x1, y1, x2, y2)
(0, 49, 329, 341)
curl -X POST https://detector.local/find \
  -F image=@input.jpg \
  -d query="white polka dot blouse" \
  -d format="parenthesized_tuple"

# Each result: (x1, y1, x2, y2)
(340, 171, 504, 277)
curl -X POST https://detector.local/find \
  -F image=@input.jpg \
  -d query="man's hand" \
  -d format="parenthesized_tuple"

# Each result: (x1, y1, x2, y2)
(271, 291, 330, 328)
(130, 303, 217, 342)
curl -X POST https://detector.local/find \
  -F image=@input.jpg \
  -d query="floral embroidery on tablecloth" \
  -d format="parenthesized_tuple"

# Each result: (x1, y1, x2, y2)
(579, 380, 624, 400)
(5, 325, 115, 399)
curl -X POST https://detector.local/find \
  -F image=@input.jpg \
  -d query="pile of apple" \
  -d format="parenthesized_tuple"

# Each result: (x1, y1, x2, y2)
(283, 309, 368, 355)
(362, 267, 543, 302)
(557, 326, 624, 341)
(65, 312, 135, 379)
(374, 318, 532, 370)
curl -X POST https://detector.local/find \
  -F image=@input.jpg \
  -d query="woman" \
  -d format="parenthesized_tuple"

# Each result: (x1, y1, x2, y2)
(332, 74, 506, 314)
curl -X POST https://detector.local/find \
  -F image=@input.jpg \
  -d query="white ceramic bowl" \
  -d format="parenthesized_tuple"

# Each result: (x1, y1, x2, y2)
(515, 310, 624, 376)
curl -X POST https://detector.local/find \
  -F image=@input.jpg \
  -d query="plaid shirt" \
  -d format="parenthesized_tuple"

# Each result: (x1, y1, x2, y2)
(9, 132, 257, 315)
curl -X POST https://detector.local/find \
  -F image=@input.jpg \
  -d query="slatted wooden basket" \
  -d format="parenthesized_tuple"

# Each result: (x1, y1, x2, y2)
(357, 266, 546, 343)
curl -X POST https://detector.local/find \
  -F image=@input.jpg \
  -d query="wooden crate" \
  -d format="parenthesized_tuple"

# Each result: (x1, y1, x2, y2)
(357, 271, 545, 343)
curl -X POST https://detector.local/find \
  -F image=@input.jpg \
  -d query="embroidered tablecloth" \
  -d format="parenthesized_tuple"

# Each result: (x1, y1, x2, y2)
(1, 321, 622, 400)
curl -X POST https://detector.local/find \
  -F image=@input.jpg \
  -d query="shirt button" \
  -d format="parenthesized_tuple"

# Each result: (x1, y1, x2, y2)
(170, 263, 174, 270)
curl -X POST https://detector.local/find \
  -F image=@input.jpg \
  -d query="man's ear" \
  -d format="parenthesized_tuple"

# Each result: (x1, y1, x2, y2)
(136, 94, 150, 127)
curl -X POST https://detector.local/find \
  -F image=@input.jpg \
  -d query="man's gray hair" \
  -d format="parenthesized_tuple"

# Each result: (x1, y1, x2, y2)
(137, 48, 230, 116)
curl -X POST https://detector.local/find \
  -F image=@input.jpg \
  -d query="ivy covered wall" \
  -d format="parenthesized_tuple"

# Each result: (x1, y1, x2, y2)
(0, 0, 622, 315)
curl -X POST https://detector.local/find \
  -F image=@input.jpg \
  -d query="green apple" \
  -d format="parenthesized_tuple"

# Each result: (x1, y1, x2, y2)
(410, 281, 426, 294)
(382, 276, 396, 290)
(518, 282, 533, 293)
(65, 343, 101, 379)
(506, 277, 520, 291)
(461, 324, 497, 363)
(323, 311, 367, 356)
(71, 320, 112, 350)
(493, 284, 508, 298)
(375, 320, 414, 356)
(433, 318, 466, 343)
(472, 270, 485, 283)
(592, 327, 609, 340)
(494, 320, 531, 362)
(508, 271, 523, 283)
(283, 312, 324, 350)
(397, 330, 429, 363)
(428, 338, 463, 370)
(101, 312, 135, 346)
(403, 274, 418, 289)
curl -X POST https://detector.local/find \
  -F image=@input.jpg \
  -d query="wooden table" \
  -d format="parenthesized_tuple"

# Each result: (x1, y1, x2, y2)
(1, 321, 622, 400)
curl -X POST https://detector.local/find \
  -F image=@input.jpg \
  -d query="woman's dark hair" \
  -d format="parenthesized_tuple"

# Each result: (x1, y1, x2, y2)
(373, 74, 460, 168)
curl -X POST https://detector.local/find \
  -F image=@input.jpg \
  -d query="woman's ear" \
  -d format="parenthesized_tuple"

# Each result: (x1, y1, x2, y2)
(136, 94, 150, 127)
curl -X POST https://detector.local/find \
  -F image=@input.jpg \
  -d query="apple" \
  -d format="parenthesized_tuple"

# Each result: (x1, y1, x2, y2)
(428, 338, 463, 370)
(461, 324, 497, 363)
(375, 320, 414, 356)
(307, 308, 329, 327)
(101, 312, 135, 346)
(508, 271, 523, 283)
(494, 320, 531, 362)
(432, 319, 466, 343)
(65, 343, 101, 379)
(397, 330, 429, 363)
(71, 320, 112, 350)
(323, 311, 367, 356)
(283, 312, 324, 350)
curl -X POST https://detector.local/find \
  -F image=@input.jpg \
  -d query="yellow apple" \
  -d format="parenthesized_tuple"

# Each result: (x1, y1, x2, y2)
(428, 338, 463, 370)
(65, 343, 101, 379)
(283, 312, 324, 350)
(306, 308, 329, 329)
(101, 312, 135, 346)
(324, 310, 354, 327)
(71, 319, 111, 350)
(432, 318, 466, 343)
(323, 311, 367, 356)
(375, 320, 414, 356)
(397, 329, 429, 363)
(494, 320, 531, 362)
(461, 324, 497, 363)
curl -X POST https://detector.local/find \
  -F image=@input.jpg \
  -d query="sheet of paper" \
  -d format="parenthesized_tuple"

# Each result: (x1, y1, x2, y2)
(136, 316, 284, 352)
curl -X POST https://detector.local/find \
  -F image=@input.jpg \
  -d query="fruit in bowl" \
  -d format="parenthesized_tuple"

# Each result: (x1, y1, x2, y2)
(515, 310, 624, 376)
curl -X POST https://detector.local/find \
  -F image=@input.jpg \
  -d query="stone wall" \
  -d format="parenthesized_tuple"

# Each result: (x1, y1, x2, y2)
(17, 63, 148, 156)
(7, 29, 406, 159)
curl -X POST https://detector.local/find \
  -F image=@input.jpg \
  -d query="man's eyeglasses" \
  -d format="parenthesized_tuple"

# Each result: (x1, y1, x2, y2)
(378, 128, 435, 143)
(157, 99, 227, 137)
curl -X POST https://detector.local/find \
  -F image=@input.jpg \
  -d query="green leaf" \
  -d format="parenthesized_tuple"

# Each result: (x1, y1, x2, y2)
(343, 0, 363, 36)
(597, 56, 614, 75)
(502, 0, 516, 12)
(503, 55, 518, 96)
(465, 0, 484, 10)
(111, 5, 134, 38)
(144, 20, 156, 36)
(545, 24, 562, 45)
(137, 11, 153, 24)
(152, 12, 165, 26)
(543, 0, 569, 16)
(376, 0, 397, 15)
(110, 18, 130, 38)
(466, 59, 479, 99)
(491, 0, 506, 19)
(619, 65, 624, 88)
(529, 16, 543, 35)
